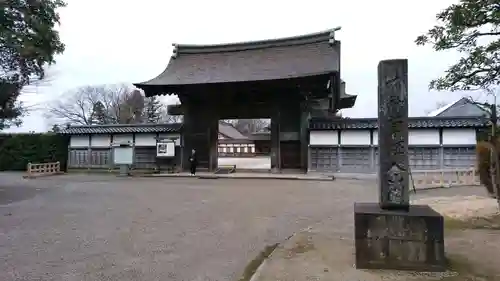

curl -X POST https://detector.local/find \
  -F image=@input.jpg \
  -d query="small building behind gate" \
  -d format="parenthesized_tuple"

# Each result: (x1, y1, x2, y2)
(218, 122, 256, 157)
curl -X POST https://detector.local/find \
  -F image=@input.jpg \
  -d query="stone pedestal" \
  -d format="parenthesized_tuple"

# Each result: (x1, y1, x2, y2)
(354, 203, 445, 271)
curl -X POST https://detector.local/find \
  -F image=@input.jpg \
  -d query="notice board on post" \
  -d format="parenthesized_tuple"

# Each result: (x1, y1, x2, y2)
(113, 144, 134, 165)
(156, 140, 175, 158)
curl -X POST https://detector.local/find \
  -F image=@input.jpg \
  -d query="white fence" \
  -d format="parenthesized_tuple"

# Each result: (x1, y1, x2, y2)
(25, 161, 62, 178)
(411, 168, 479, 189)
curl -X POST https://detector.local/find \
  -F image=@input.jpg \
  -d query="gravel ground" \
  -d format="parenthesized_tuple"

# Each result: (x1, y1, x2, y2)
(0, 173, 487, 281)
(218, 156, 270, 169)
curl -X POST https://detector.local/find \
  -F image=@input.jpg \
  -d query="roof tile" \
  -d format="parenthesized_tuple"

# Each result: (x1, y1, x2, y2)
(309, 117, 487, 130)
(59, 123, 182, 135)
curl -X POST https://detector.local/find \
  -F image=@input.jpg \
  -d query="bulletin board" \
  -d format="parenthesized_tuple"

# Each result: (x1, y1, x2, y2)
(113, 146, 134, 165)
(157, 141, 175, 157)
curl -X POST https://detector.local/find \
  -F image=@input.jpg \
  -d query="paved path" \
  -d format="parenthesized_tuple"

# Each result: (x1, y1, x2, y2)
(0, 173, 376, 281)
(0, 173, 485, 281)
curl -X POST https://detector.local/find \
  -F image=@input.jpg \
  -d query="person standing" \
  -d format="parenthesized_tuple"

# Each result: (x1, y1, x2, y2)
(189, 149, 198, 175)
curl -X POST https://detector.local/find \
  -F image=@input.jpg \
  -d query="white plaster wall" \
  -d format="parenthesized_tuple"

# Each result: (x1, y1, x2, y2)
(70, 135, 90, 148)
(90, 134, 111, 147)
(113, 134, 133, 145)
(310, 131, 338, 145)
(367, 129, 440, 145)
(135, 133, 157, 146)
(158, 133, 181, 146)
(409, 129, 440, 145)
(442, 129, 477, 145)
(340, 130, 370, 145)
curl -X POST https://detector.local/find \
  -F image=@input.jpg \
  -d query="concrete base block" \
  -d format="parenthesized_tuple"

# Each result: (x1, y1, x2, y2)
(354, 202, 446, 272)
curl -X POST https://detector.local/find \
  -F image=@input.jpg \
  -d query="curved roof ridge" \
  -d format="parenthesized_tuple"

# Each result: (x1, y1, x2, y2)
(173, 27, 341, 55)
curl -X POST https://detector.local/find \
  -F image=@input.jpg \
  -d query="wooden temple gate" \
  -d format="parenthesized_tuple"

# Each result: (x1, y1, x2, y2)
(134, 28, 357, 172)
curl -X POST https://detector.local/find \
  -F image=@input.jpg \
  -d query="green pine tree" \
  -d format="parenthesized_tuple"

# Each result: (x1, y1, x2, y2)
(143, 96, 165, 123)
(91, 101, 108, 125)
(416, 0, 500, 91)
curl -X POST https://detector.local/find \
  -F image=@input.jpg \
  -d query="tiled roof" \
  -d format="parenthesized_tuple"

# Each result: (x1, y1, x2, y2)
(135, 28, 341, 94)
(427, 97, 489, 117)
(59, 123, 182, 135)
(427, 98, 463, 117)
(218, 123, 247, 139)
(309, 117, 488, 130)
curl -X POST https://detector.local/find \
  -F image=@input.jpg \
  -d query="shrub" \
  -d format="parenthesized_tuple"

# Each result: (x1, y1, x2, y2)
(0, 133, 69, 171)
(477, 141, 499, 196)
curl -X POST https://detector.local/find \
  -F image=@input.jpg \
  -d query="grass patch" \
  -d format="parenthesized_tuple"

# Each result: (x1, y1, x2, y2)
(238, 243, 279, 281)
(445, 214, 500, 230)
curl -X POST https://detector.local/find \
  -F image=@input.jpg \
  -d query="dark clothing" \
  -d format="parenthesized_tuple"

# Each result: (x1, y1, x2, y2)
(190, 163, 197, 175)
(189, 153, 197, 175)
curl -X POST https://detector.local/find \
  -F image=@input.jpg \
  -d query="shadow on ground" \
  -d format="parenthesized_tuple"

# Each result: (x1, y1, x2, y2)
(0, 185, 51, 205)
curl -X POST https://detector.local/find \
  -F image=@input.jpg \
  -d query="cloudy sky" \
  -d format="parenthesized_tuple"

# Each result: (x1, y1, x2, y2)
(6, 0, 476, 132)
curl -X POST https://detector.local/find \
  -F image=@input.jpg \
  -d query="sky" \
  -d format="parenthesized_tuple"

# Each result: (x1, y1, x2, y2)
(5, 0, 480, 133)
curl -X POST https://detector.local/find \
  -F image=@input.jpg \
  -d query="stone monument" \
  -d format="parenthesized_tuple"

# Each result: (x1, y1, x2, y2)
(354, 59, 446, 271)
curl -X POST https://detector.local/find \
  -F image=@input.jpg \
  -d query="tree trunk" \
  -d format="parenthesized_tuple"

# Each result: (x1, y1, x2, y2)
(491, 144, 500, 211)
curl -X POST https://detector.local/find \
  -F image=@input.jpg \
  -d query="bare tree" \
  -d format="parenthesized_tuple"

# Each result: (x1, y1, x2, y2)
(48, 85, 104, 125)
(164, 114, 183, 123)
(48, 83, 151, 125)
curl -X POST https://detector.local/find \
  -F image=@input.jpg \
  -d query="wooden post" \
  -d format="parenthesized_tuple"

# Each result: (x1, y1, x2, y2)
(27, 162, 32, 177)
(270, 109, 281, 173)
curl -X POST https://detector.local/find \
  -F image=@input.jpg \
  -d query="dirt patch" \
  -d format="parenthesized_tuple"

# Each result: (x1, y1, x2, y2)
(283, 235, 315, 259)
(445, 214, 500, 230)
(414, 195, 500, 279)
(412, 195, 499, 219)
(443, 228, 500, 280)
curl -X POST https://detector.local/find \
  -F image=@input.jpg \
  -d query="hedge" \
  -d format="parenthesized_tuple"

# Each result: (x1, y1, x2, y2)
(0, 133, 69, 171)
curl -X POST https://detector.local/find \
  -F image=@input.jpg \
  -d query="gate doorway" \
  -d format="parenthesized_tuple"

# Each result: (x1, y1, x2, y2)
(218, 119, 271, 171)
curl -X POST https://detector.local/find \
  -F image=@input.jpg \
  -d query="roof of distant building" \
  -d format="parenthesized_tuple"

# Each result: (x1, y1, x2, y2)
(427, 97, 489, 117)
(218, 122, 247, 139)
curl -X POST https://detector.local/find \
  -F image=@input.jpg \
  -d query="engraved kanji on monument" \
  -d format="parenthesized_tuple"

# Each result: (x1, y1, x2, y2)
(377, 59, 410, 210)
